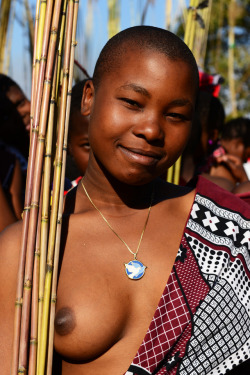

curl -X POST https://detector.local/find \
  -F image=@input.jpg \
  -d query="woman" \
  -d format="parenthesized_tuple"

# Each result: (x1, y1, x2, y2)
(0, 26, 249, 375)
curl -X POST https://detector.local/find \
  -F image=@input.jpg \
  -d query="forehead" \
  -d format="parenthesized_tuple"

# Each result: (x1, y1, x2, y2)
(6, 85, 25, 103)
(99, 49, 197, 101)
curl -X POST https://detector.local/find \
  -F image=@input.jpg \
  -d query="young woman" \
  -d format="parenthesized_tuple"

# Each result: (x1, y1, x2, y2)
(0, 26, 249, 375)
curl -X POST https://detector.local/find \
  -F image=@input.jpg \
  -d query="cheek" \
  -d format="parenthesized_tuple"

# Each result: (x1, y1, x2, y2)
(229, 142, 244, 159)
(237, 146, 245, 160)
(23, 100, 31, 114)
(89, 99, 127, 145)
(166, 125, 191, 152)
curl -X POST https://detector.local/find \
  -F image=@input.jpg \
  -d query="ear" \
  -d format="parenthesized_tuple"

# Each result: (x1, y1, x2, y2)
(81, 80, 94, 116)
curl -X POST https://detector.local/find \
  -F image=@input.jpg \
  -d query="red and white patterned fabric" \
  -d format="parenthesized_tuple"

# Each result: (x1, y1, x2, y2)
(125, 176, 250, 375)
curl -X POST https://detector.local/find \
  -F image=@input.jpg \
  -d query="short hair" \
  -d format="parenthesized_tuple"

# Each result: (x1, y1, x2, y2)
(93, 25, 199, 90)
(222, 117, 250, 148)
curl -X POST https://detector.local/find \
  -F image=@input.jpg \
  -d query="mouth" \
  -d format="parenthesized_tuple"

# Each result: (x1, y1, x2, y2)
(25, 123, 30, 132)
(118, 145, 162, 166)
(22, 116, 31, 133)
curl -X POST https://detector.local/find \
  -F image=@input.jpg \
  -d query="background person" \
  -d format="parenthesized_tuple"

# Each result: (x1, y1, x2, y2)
(65, 79, 91, 190)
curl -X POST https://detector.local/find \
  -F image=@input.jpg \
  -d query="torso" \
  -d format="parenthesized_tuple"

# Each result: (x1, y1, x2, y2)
(54, 181, 196, 374)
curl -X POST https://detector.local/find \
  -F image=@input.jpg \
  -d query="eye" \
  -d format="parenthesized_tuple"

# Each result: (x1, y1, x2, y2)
(79, 142, 90, 150)
(16, 99, 26, 109)
(119, 98, 142, 110)
(166, 112, 189, 122)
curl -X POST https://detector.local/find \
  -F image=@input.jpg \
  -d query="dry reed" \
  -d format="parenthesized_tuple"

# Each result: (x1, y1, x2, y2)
(0, 0, 12, 72)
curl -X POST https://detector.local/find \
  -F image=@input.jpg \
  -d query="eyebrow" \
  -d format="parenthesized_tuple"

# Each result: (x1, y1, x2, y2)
(168, 99, 193, 108)
(119, 83, 151, 98)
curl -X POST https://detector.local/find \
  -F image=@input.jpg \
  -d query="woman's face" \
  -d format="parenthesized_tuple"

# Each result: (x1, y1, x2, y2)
(68, 111, 90, 175)
(6, 85, 31, 133)
(221, 138, 247, 162)
(84, 49, 197, 185)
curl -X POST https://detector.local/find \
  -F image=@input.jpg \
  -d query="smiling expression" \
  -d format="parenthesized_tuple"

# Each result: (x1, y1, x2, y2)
(83, 49, 197, 185)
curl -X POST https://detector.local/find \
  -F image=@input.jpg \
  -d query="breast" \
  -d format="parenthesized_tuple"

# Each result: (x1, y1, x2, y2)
(53, 283, 131, 362)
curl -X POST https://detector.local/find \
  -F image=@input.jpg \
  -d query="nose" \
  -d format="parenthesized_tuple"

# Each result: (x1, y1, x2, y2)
(132, 114, 164, 144)
(24, 98, 31, 115)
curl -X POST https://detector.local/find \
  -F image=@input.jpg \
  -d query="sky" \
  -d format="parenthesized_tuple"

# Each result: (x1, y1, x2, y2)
(7, 0, 188, 99)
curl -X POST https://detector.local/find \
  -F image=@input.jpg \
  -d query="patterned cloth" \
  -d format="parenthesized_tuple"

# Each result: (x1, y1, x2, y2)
(125, 176, 250, 375)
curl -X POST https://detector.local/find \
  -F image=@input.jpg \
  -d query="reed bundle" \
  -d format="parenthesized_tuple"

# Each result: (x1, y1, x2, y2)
(166, 0, 212, 185)
(11, 0, 79, 374)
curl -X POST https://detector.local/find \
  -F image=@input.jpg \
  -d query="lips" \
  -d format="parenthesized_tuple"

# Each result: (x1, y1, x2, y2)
(118, 145, 162, 166)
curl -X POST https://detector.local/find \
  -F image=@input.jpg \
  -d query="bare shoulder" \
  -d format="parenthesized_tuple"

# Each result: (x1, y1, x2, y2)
(0, 220, 22, 374)
(0, 220, 23, 265)
(157, 179, 196, 210)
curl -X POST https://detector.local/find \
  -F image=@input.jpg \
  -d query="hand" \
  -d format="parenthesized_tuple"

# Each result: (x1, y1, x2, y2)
(216, 154, 249, 183)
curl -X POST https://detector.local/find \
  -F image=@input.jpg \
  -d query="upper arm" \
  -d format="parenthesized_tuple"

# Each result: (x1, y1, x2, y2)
(0, 221, 22, 374)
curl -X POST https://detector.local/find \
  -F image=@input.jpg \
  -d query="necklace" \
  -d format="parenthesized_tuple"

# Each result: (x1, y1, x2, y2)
(81, 179, 154, 280)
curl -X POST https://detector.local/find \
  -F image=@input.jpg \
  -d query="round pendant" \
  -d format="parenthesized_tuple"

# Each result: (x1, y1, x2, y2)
(124, 260, 147, 280)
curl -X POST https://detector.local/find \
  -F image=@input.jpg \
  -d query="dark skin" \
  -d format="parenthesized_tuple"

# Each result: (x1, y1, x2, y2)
(68, 110, 90, 175)
(6, 85, 31, 133)
(0, 159, 23, 230)
(0, 48, 197, 374)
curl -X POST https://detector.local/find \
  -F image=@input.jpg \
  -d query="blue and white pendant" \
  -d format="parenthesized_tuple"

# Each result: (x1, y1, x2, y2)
(124, 260, 147, 280)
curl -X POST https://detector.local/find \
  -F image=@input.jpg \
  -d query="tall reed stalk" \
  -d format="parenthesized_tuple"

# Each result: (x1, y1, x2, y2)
(37, 2, 75, 373)
(0, 0, 12, 72)
(46, 8, 79, 373)
(24, 0, 35, 69)
(108, 0, 120, 38)
(4, 0, 16, 74)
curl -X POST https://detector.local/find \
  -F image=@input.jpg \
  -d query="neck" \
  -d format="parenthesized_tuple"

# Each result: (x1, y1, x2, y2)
(83, 161, 155, 211)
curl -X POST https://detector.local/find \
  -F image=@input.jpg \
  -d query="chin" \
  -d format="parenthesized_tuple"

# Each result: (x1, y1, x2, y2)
(118, 171, 160, 186)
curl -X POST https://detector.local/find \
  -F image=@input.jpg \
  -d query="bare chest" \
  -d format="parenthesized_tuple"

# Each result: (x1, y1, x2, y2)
(54, 203, 190, 373)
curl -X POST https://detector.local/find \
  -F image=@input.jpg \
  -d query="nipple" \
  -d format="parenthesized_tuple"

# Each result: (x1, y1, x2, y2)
(54, 307, 76, 336)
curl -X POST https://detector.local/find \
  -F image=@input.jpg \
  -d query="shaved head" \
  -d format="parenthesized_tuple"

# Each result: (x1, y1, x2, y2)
(93, 26, 199, 91)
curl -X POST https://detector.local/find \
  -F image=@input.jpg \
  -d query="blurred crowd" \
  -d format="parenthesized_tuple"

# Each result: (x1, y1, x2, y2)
(0, 71, 249, 232)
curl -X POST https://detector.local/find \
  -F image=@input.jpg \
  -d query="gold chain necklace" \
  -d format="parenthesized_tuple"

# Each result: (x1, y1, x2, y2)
(81, 179, 154, 280)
